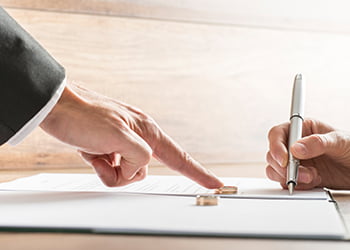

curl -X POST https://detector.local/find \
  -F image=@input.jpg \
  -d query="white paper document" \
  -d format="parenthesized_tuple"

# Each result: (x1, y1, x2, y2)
(0, 191, 346, 239)
(0, 173, 328, 200)
(0, 174, 347, 239)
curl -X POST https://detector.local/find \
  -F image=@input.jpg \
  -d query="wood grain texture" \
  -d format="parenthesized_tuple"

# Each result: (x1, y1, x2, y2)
(2, 0, 350, 33)
(0, 163, 266, 183)
(1, 7, 350, 169)
(1, 3, 350, 249)
(1, 233, 350, 250)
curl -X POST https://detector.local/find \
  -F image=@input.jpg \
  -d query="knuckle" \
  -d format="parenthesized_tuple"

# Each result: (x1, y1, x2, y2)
(139, 148, 152, 166)
(138, 113, 158, 130)
(132, 112, 160, 140)
(308, 119, 325, 134)
(144, 118, 157, 132)
(110, 116, 130, 136)
(329, 131, 350, 157)
(267, 123, 288, 140)
(177, 151, 193, 171)
(182, 151, 192, 164)
(265, 165, 271, 176)
(265, 151, 272, 163)
(303, 119, 314, 129)
(311, 134, 328, 149)
(142, 116, 159, 134)
(114, 117, 129, 130)
(333, 131, 347, 146)
(104, 181, 117, 188)
(265, 165, 276, 181)
(182, 152, 193, 166)
(98, 175, 118, 187)
(267, 125, 278, 139)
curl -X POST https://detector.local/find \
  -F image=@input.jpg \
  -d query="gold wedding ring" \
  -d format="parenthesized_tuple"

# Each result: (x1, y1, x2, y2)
(214, 186, 238, 195)
(196, 195, 219, 206)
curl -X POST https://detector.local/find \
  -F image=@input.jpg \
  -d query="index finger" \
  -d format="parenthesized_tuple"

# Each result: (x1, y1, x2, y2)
(268, 122, 289, 167)
(149, 130, 223, 189)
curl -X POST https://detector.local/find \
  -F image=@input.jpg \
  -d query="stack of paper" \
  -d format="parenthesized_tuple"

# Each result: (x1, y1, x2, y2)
(0, 174, 347, 239)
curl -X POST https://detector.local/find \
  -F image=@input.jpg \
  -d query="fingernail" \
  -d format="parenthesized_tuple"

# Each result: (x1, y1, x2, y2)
(124, 171, 137, 180)
(293, 143, 307, 155)
(299, 172, 312, 184)
(128, 173, 136, 180)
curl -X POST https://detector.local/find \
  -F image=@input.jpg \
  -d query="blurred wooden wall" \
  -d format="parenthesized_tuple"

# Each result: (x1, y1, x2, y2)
(1, 0, 350, 173)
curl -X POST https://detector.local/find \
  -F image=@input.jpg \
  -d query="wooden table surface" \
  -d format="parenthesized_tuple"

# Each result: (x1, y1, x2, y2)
(0, 1, 350, 249)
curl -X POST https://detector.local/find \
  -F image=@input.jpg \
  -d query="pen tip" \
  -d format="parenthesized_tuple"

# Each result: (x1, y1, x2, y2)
(295, 74, 302, 80)
(288, 182, 295, 195)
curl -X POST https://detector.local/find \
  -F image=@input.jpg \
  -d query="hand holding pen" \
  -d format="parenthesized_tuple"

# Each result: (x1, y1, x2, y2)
(266, 76, 350, 190)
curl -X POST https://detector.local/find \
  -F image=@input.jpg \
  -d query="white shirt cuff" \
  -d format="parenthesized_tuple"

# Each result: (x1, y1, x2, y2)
(7, 78, 66, 146)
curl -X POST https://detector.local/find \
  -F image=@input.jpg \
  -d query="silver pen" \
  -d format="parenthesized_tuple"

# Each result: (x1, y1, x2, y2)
(287, 74, 305, 195)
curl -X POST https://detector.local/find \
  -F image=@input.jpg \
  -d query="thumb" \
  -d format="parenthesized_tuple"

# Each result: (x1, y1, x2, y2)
(291, 131, 343, 159)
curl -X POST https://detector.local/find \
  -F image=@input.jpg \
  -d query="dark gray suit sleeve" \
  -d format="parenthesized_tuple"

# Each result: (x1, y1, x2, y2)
(0, 7, 65, 145)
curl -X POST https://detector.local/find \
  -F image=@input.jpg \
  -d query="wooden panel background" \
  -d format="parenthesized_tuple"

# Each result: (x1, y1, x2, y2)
(1, 2, 350, 249)
(0, 1, 350, 173)
(2, 0, 350, 33)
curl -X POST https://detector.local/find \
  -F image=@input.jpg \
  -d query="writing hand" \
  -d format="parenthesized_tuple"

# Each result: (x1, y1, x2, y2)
(266, 119, 350, 190)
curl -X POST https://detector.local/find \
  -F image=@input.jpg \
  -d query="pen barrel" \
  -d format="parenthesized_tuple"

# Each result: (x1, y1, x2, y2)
(287, 116, 303, 184)
(287, 158, 300, 184)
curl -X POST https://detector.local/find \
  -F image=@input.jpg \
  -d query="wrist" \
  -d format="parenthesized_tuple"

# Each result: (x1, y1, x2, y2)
(40, 81, 83, 131)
